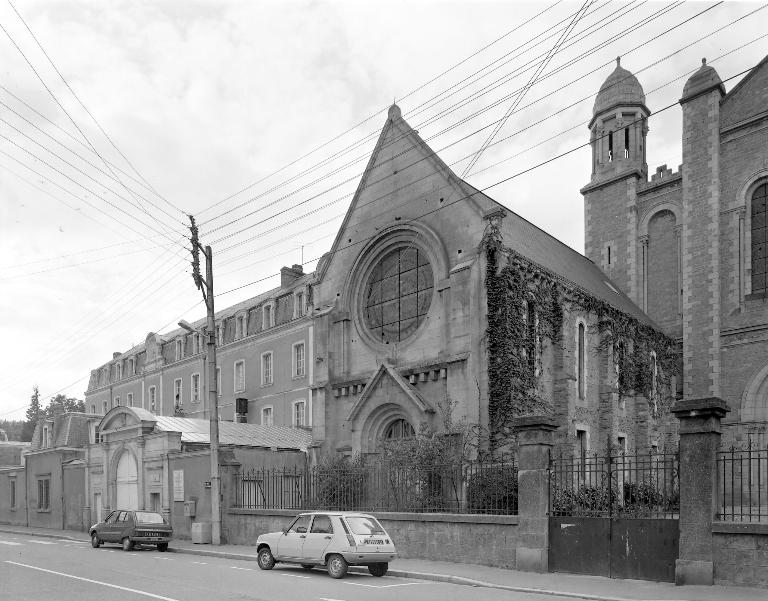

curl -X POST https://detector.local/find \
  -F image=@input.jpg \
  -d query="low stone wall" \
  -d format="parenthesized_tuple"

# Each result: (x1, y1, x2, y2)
(224, 509, 520, 568)
(713, 522, 768, 588)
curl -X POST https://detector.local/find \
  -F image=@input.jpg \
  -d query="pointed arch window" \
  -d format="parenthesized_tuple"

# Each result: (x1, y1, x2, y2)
(384, 419, 415, 440)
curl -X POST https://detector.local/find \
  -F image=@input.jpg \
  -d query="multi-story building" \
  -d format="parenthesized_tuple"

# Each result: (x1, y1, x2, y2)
(582, 55, 768, 445)
(85, 265, 313, 429)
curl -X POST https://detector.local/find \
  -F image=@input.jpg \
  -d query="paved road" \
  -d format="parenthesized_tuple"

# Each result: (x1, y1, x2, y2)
(1, 532, 580, 601)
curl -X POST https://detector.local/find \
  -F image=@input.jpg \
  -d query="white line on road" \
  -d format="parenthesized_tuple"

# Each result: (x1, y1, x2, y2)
(5, 561, 183, 601)
(191, 561, 207, 565)
(230, 566, 254, 571)
(28, 540, 57, 545)
(319, 598, 348, 601)
(345, 581, 423, 589)
(0, 541, 22, 545)
(282, 573, 310, 579)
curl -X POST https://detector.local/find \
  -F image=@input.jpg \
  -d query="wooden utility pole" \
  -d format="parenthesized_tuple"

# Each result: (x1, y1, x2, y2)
(189, 215, 221, 545)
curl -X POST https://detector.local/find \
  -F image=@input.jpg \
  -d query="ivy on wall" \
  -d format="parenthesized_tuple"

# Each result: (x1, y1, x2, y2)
(483, 217, 678, 451)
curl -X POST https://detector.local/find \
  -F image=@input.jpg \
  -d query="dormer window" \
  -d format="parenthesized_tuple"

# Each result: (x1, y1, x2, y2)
(128, 357, 135, 375)
(236, 314, 247, 339)
(42, 425, 50, 449)
(262, 302, 274, 329)
(216, 323, 224, 346)
(192, 332, 202, 355)
(175, 339, 184, 361)
(294, 290, 305, 318)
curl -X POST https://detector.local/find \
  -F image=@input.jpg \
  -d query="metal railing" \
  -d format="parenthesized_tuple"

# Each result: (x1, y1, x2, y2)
(233, 456, 518, 515)
(717, 445, 768, 522)
(550, 449, 679, 518)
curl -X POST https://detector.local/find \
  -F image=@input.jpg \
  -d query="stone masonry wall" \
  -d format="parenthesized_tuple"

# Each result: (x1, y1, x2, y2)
(225, 509, 520, 568)
(713, 526, 768, 587)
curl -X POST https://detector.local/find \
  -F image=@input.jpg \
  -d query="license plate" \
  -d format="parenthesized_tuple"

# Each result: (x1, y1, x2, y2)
(363, 539, 384, 545)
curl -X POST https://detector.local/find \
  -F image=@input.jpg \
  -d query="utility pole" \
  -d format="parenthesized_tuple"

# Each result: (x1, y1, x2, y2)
(188, 215, 221, 545)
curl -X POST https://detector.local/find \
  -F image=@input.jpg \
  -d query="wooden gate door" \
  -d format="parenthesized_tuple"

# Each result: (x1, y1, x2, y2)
(548, 449, 679, 582)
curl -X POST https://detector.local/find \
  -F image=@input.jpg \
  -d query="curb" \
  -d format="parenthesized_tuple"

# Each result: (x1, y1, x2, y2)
(0, 527, 659, 601)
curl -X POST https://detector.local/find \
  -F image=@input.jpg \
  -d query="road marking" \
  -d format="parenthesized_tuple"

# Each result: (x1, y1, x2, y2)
(191, 561, 207, 565)
(230, 566, 254, 571)
(319, 598, 348, 601)
(29, 540, 57, 545)
(282, 573, 310, 579)
(345, 581, 423, 589)
(0, 541, 22, 546)
(5, 561, 183, 601)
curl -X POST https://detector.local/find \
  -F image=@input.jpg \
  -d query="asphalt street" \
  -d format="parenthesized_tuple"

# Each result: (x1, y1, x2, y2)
(0, 531, 581, 601)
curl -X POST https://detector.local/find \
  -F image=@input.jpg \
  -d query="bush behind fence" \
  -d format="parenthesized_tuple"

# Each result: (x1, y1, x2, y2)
(234, 456, 518, 515)
(717, 444, 768, 522)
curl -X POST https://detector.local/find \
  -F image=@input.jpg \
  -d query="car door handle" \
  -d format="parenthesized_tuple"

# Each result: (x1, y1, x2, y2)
(324, 536, 332, 540)
(300, 535, 306, 539)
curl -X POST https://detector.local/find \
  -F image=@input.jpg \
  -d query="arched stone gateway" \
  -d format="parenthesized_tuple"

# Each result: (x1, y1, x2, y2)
(115, 451, 138, 510)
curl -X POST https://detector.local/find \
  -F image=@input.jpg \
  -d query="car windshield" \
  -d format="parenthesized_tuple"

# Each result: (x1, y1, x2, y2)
(345, 516, 386, 535)
(134, 512, 165, 524)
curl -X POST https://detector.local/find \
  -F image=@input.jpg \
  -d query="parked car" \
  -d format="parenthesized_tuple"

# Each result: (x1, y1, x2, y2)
(90, 509, 173, 552)
(255, 511, 397, 579)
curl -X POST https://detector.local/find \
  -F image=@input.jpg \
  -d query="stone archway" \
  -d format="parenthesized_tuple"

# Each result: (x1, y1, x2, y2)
(115, 451, 138, 510)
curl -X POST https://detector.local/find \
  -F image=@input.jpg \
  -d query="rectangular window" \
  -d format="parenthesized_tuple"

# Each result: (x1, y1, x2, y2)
(37, 478, 50, 511)
(624, 127, 630, 158)
(129, 358, 135, 375)
(293, 401, 306, 427)
(263, 304, 273, 329)
(262, 406, 273, 426)
(294, 292, 304, 318)
(577, 429, 587, 481)
(216, 367, 222, 397)
(216, 324, 224, 346)
(10, 479, 16, 509)
(91, 404, 96, 414)
(115, 363, 122, 380)
(234, 360, 245, 392)
(42, 426, 49, 449)
(618, 436, 627, 454)
(175, 339, 183, 361)
(115, 396, 121, 407)
(236, 314, 246, 339)
(102, 400, 108, 414)
(191, 373, 200, 403)
(293, 342, 305, 377)
(262, 352, 273, 385)
(174, 378, 182, 406)
(149, 386, 157, 413)
(127, 392, 133, 407)
(608, 130, 613, 162)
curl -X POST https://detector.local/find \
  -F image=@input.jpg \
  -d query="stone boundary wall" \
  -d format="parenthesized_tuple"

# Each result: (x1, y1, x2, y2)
(712, 522, 768, 588)
(224, 509, 520, 568)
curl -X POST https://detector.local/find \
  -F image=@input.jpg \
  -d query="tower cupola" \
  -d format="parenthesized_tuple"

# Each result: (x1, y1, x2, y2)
(588, 58, 650, 181)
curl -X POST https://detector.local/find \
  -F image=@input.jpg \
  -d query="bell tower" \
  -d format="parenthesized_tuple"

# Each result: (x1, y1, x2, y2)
(581, 58, 650, 305)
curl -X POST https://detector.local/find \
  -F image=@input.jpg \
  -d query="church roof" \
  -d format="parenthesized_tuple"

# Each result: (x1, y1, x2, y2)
(593, 57, 647, 117)
(682, 58, 725, 100)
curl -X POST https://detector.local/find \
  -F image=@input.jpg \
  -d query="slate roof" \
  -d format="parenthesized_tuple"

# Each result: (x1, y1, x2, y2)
(465, 182, 654, 326)
(152, 416, 312, 451)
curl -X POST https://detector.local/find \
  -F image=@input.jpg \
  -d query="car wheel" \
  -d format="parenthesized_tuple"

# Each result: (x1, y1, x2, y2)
(326, 554, 348, 579)
(300, 564, 314, 570)
(157, 542, 168, 552)
(257, 547, 275, 570)
(368, 562, 388, 577)
(122, 537, 134, 552)
(90, 533, 101, 548)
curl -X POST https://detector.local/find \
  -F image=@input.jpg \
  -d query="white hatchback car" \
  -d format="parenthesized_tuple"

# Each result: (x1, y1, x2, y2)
(255, 512, 397, 579)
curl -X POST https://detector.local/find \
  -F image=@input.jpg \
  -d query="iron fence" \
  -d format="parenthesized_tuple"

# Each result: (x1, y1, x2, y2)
(717, 445, 768, 522)
(233, 456, 518, 515)
(550, 449, 679, 518)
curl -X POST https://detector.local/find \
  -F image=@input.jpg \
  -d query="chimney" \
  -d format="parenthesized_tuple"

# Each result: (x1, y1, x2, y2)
(112, 351, 121, 359)
(280, 264, 304, 288)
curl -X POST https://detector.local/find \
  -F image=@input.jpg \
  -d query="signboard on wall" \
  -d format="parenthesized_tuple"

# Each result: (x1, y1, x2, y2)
(173, 469, 184, 501)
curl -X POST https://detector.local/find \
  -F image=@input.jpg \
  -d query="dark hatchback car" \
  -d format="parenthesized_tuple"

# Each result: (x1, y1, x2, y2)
(90, 510, 173, 552)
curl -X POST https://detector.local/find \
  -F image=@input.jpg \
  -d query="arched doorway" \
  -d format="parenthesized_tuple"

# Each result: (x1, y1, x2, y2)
(115, 451, 138, 510)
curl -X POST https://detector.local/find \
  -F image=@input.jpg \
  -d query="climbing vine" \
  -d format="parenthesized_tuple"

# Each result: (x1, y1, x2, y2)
(483, 218, 678, 451)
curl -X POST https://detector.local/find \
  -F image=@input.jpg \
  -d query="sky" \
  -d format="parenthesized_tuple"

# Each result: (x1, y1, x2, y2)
(0, 0, 766, 421)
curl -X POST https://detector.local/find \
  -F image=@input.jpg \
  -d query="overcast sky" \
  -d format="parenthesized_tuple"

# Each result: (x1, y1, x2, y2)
(0, 0, 765, 421)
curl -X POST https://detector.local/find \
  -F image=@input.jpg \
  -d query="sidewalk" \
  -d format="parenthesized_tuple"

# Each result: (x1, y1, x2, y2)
(1, 524, 765, 601)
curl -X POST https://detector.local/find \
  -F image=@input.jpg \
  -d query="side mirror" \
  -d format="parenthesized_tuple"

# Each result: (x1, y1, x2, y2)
(296, 526, 307, 534)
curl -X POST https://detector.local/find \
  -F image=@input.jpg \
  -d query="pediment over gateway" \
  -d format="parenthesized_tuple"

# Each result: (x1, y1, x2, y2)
(100, 406, 157, 434)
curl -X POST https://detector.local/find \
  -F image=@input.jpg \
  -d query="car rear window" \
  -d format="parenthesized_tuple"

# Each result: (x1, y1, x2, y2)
(134, 512, 164, 524)
(345, 516, 385, 535)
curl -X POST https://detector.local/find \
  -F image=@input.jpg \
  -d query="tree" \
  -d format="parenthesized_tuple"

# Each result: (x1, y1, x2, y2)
(43, 394, 85, 418)
(0, 420, 24, 441)
(21, 386, 41, 441)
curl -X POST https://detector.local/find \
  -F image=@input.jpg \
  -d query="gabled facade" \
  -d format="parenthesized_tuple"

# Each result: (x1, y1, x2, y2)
(582, 55, 768, 445)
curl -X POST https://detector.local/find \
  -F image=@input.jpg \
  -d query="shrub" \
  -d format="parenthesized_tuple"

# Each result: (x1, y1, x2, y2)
(312, 454, 366, 510)
(466, 464, 518, 514)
